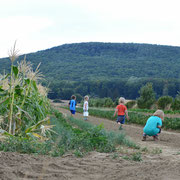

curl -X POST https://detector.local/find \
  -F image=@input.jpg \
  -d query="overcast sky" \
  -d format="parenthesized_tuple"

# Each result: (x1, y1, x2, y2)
(1, 0, 180, 58)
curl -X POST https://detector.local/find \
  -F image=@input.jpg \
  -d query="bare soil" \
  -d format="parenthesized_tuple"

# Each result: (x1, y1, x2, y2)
(0, 102, 180, 180)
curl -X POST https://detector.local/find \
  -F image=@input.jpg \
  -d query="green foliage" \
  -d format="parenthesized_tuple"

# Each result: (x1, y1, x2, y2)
(0, 137, 51, 154)
(171, 92, 180, 110)
(157, 96, 173, 109)
(126, 100, 136, 108)
(151, 148, 162, 154)
(50, 110, 121, 154)
(74, 107, 180, 130)
(0, 53, 50, 136)
(122, 152, 142, 161)
(137, 83, 156, 109)
(131, 152, 142, 161)
(88, 97, 115, 108)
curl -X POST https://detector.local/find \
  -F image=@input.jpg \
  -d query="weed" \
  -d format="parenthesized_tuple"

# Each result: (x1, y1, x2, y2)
(122, 152, 142, 162)
(141, 147, 148, 153)
(74, 150, 84, 157)
(122, 155, 131, 160)
(111, 152, 119, 159)
(151, 148, 162, 154)
(131, 152, 142, 161)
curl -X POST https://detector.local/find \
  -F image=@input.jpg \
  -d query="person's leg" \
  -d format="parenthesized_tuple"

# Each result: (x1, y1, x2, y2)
(142, 133, 147, 141)
(70, 110, 73, 116)
(83, 111, 88, 121)
(71, 110, 76, 116)
(153, 134, 159, 141)
(119, 116, 125, 130)
(119, 124, 123, 130)
(117, 116, 122, 130)
(153, 128, 161, 140)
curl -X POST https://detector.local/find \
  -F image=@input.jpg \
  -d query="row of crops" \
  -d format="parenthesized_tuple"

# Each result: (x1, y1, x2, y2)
(75, 107, 180, 130)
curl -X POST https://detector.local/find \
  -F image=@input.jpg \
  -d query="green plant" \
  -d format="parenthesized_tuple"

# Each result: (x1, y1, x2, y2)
(157, 96, 173, 109)
(0, 43, 50, 136)
(131, 152, 142, 161)
(126, 100, 136, 109)
(137, 83, 156, 109)
(171, 92, 180, 110)
(151, 148, 162, 154)
(141, 147, 148, 153)
(111, 152, 119, 159)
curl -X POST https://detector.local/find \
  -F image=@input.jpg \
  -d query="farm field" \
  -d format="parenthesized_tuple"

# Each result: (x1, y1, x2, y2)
(0, 102, 180, 180)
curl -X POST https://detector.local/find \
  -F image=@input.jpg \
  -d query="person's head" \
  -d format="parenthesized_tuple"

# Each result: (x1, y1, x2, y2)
(119, 97, 125, 104)
(71, 95, 76, 100)
(84, 95, 89, 101)
(153, 110, 164, 121)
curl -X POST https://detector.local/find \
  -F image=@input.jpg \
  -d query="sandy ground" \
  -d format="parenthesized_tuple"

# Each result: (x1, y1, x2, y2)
(0, 102, 180, 180)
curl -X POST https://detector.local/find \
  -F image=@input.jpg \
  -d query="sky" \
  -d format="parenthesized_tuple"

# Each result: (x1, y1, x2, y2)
(1, 0, 180, 58)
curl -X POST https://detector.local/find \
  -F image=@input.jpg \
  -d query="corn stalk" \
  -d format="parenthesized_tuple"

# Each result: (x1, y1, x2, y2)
(8, 42, 19, 134)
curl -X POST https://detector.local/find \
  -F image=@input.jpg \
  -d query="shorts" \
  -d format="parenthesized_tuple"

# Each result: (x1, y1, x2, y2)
(116, 115, 125, 124)
(83, 110, 89, 116)
(70, 110, 76, 114)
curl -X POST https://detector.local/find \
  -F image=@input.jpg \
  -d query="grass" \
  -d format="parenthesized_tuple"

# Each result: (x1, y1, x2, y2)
(0, 109, 140, 158)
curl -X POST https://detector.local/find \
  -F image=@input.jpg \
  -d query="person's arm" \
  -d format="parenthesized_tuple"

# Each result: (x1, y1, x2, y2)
(68, 100, 70, 107)
(157, 117, 163, 128)
(113, 108, 118, 117)
(84, 102, 87, 111)
(125, 110, 129, 120)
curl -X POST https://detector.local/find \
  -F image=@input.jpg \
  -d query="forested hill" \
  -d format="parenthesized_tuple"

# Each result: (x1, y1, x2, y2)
(1, 42, 180, 82)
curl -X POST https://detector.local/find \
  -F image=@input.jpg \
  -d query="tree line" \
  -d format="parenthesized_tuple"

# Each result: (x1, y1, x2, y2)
(47, 78, 180, 101)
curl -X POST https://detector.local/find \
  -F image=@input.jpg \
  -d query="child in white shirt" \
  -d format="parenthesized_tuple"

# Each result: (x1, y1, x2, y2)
(83, 96, 89, 121)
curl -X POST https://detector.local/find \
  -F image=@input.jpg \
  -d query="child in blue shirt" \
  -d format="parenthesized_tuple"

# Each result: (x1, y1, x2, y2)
(69, 95, 77, 116)
(142, 110, 164, 141)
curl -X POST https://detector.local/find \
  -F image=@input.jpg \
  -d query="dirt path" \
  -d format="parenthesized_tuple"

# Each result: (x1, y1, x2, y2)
(0, 103, 180, 180)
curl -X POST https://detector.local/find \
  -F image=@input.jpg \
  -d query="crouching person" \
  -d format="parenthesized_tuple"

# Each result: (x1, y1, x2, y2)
(142, 110, 164, 141)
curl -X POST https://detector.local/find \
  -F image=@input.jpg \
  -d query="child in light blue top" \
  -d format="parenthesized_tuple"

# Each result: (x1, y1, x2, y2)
(68, 95, 77, 116)
(142, 110, 164, 141)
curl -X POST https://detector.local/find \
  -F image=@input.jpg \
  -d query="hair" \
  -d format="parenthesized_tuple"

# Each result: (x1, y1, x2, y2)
(153, 110, 164, 119)
(119, 97, 125, 104)
(84, 95, 89, 100)
(71, 95, 76, 99)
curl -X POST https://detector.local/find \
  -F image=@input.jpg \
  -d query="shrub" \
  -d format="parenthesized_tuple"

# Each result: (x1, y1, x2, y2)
(171, 92, 180, 110)
(137, 83, 156, 109)
(104, 97, 114, 107)
(126, 100, 136, 109)
(157, 96, 173, 109)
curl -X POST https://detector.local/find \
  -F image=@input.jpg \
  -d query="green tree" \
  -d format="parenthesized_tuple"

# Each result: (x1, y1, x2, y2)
(137, 83, 156, 109)
(157, 96, 173, 109)
(171, 92, 180, 110)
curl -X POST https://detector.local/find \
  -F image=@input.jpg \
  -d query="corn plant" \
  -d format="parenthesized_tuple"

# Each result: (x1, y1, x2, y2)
(0, 43, 50, 137)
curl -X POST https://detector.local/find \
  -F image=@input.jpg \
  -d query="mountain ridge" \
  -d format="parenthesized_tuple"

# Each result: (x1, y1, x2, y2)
(1, 42, 180, 81)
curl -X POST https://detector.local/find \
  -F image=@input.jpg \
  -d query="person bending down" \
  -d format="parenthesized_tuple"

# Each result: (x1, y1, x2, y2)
(142, 109, 164, 141)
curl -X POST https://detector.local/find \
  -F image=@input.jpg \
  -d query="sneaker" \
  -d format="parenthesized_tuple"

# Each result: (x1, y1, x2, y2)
(142, 136, 146, 141)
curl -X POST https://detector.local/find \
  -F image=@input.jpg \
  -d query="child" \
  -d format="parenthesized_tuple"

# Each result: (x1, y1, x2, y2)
(68, 95, 77, 116)
(83, 95, 89, 121)
(113, 97, 129, 130)
(142, 109, 164, 141)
